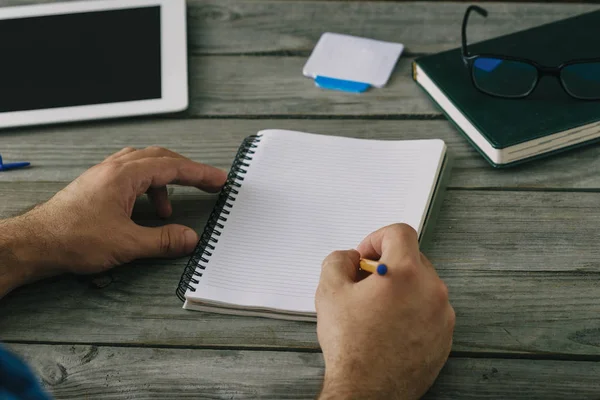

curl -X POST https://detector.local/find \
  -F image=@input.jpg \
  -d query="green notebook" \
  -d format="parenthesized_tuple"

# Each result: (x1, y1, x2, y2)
(413, 10, 600, 167)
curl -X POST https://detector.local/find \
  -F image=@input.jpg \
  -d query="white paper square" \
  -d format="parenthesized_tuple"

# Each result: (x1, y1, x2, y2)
(303, 32, 404, 88)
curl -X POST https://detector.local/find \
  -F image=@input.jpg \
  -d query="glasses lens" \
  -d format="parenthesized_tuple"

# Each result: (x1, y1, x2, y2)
(472, 57, 538, 97)
(561, 62, 600, 100)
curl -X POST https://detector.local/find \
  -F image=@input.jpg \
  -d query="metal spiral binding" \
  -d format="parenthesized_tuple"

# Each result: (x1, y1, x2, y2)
(176, 135, 262, 301)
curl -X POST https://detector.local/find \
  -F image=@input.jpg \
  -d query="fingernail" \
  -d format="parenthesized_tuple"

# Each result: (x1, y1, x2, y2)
(183, 229, 199, 251)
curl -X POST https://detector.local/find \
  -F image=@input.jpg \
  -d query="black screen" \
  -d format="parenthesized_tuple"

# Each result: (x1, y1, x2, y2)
(0, 6, 161, 113)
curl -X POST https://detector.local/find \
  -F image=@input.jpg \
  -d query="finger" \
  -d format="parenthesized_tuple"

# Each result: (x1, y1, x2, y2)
(147, 186, 172, 218)
(116, 146, 190, 163)
(446, 305, 457, 335)
(132, 224, 199, 259)
(125, 157, 228, 195)
(356, 223, 420, 271)
(357, 223, 419, 259)
(320, 250, 361, 288)
(104, 147, 137, 162)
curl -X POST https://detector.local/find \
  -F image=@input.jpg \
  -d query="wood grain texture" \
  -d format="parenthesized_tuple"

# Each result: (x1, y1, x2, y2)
(8, 344, 600, 399)
(2, 183, 600, 356)
(187, 56, 435, 116)
(3, 119, 600, 190)
(3, 1, 595, 55)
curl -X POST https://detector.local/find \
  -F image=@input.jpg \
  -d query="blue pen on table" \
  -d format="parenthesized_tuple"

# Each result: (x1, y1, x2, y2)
(0, 154, 30, 171)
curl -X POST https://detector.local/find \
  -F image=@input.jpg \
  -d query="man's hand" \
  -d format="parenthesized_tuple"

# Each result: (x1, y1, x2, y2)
(0, 147, 227, 297)
(316, 224, 455, 400)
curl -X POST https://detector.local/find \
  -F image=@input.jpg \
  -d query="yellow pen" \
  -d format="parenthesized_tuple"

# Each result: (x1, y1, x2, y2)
(359, 258, 388, 276)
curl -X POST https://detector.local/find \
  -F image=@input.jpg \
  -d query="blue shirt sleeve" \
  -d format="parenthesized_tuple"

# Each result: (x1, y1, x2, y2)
(0, 344, 52, 400)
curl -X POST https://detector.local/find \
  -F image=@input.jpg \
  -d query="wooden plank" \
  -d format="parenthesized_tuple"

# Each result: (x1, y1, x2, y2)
(2, 186, 600, 356)
(3, 119, 600, 190)
(186, 56, 436, 116)
(8, 344, 600, 399)
(3, 1, 596, 55)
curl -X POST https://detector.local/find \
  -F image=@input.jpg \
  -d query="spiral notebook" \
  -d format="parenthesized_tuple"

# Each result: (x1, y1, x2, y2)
(176, 130, 449, 321)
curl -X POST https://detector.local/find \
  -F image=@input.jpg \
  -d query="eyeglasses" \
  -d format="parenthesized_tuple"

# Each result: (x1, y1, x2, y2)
(461, 5, 600, 100)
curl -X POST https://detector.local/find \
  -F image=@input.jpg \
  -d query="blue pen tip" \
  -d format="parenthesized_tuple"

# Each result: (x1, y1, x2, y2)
(377, 264, 388, 275)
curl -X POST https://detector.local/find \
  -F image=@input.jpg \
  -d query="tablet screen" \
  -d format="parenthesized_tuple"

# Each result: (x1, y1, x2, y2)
(0, 6, 161, 113)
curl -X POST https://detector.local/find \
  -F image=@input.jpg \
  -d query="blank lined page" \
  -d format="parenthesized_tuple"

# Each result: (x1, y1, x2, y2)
(186, 130, 446, 314)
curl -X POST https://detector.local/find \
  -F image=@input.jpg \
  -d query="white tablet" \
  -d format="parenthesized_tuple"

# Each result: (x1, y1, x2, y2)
(0, 0, 188, 129)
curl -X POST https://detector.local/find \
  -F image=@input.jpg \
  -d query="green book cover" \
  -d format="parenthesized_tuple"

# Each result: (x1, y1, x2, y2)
(414, 9, 600, 166)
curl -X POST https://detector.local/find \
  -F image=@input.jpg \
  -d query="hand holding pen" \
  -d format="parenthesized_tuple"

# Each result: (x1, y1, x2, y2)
(316, 224, 455, 400)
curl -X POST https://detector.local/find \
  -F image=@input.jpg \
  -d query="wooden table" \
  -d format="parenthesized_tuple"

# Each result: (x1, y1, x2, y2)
(3, 1, 600, 398)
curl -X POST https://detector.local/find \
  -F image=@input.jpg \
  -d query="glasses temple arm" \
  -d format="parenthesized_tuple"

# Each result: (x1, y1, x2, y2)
(462, 5, 488, 63)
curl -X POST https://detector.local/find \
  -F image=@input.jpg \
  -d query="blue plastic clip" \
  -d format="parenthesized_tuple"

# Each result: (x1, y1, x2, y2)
(314, 76, 370, 93)
(0, 154, 30, 171)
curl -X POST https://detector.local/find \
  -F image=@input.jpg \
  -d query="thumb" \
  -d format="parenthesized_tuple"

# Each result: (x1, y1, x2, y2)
(133, 224, 199, 259)
(320, 249, 361, 288)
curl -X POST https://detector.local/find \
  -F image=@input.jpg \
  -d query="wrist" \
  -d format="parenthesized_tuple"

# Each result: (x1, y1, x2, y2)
(319, 364, 408, 400)
(320, 377, 391, 400)
(0, 214, 59, 297)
